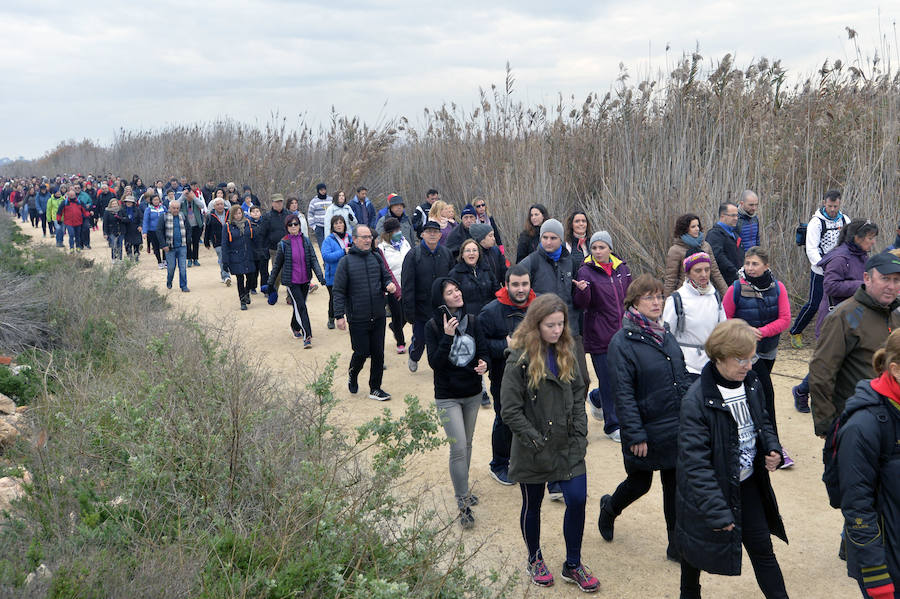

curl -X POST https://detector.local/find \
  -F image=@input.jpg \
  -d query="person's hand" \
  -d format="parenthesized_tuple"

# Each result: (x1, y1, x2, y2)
(474, 359, 487, 375)
(714, 523, 736, 532)
(386, 282, 397, 294)
(574, 279, 589, 291)
(506, 335, 513, 346)
(162, 246, 169, 252)
(630, 442, 648, 457)
(336, 318, 347, 331)
(765, 450, 782, 471)
(443, 313, 459, 336)
(752, 327, 763, 340)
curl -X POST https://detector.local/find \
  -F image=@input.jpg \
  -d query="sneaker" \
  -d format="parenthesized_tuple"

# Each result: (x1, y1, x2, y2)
(181, 288, 190, 293)
(249, 289, 257, 295)
(348, 372, 359, 394)
(466, 494, 479, 507)
(158, 263, 166, 269)
(458, 506, 475, 530)
(481, 391, 491, 407)
(303, 337, 312, 349)
(779, 449, 795, 469)
(598, 494, 615, 541)
(793, 385, 810, 413)
(225, 278, 232, 287)
(327, 319, 335, 330)
(186, 261, 192, 268)
(193, 260, 200, 266)
(490, 468, 515, 486)
(166, 283, 172, 290)
(369, 388, 391, 401)
(560, 562, 599, 593)
(547, 482, 563, 502)
(292, 330, 303, 338)
(396, 344, 406, 354)
(309, 283, 318, 294)
(285, 295, 292, 305)
(790, 333, 803, 349)
(588, 390, 604, 421)
(526, 557, 554, 587)
(240, 303, 248, 311)
(606, 429, 621, 443)
(408, 358, 418, 373)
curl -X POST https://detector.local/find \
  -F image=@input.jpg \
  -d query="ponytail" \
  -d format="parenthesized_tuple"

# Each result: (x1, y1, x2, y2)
(872, 329, 900, 375)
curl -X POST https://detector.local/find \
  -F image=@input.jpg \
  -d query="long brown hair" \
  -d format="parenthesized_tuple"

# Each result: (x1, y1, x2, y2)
(873, 328, 900, 375)
(509, 294, 576, 388)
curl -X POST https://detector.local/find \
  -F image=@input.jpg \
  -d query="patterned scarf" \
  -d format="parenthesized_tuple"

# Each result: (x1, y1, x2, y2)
(625, 307, 665, 346)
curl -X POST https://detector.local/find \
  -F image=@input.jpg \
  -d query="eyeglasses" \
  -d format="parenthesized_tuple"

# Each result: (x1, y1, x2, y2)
(639, 294, 665, 303)
(357, 234, 373, 239)
(734, 355, 760, 367)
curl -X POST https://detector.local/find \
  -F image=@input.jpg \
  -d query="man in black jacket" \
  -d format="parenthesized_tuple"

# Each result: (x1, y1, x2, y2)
(412, 188, 440, 238)
(479, 265, 535, 485)
(706, 202, 745, 285)
(334, 224, 397, 401)
(401, 220, 454, 372)
(259, 194, 286, 297)
(445, 203, 477, 257)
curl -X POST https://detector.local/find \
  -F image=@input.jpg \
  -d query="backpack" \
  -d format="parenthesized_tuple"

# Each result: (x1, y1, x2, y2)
(822, 404, 895, 509)
(671, 289, 722, 335)
(795, 221, 808, 247)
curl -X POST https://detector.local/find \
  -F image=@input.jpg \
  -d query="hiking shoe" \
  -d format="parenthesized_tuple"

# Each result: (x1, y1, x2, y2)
(588, 390, 604, 421)
(327, 319, 335, 329)
(186, 261, 192, 268)
(193, 260, 200, 266)
(526, 557, 554, 587)
(408, 358, 418, 373)
(292, 330, 303, 338)
(561, 562, 599, 592)
(348, 372, 359, 394)
(396, 344, 406, 354)
(181, 288, 190, 293)
(606, 429, 621, 443)
(225, 278, 232, 287)
(598, 494, 615, 541)
(240, 303, 247, 311)
(166, 283, 172, 290)
(779, 449, 795, 469)
(547, 482, 563, 502)
(481, 391, 491, 408)
(490, 468, 515, 486)
(458, 506, 475, 530)
(790, 333, 803, 349)
(158, 263, 166, 269)
(793, 386, 810, 413)
(465, 494, 479, 507)
(309, 282, 318, 294)
(369, 388, 391, 401)
(303, 337, 312, 349)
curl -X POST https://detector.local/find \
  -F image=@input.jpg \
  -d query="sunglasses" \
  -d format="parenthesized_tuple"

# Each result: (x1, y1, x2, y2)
(474, 203, 486, 208)
(286, 222, 301, 227)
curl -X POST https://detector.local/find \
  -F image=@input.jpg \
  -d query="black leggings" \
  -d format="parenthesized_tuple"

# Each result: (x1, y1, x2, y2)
(246, 258, 268, 292)
(37, 212, 47, 234)
(235, 273, 248, 303)
(286, 283, 311, 338)
(187, 225, 202, 261)
(147, 233, 165, 263)
(326, 285, 335, 320)
(386, 293, 405, 347)
(680, 476, 787, 598)
(608, 467, 676, 541)
(752, 358, 778, 438)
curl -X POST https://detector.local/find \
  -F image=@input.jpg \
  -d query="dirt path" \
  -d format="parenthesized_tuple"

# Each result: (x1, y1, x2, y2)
(25, 224, 858, 597)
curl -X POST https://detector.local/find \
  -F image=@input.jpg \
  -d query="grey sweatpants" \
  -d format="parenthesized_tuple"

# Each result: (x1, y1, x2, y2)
(436, 393, 481, 506)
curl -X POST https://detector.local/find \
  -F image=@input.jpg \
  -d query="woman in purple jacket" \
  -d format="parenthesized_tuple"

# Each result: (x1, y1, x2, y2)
(815, 219, 878, 336)
(573, 231, 632, 441)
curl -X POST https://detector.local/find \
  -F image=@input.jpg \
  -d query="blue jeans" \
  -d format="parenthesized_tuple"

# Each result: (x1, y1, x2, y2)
(790, 270, 824, 335)
(313, 225, 325, 250)
(108, 234, 123, 260)
(166, 245, 188, 290)
(590, 353, 619, 434)
(520, 473, 588, 565)
(55, 222, 65, 245)
(65, 225, 82, 249)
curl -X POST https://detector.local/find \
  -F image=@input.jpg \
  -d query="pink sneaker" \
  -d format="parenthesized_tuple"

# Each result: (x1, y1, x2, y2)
(561, 562, 599, 592)
(527, 557, 554, 587)
(397, 345, 406, 354)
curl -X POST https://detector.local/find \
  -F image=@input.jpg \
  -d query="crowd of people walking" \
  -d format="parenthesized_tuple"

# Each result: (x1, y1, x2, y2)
(3, 173, 899, 598)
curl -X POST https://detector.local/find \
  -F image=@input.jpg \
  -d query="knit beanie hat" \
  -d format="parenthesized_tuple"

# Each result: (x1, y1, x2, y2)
(590, 230, 613, 250)
(469, 223, 493, 243)
(316, 182, 327, 191)
(683, 252, 711, 273)
(540, 218, 564, 240)
(461, 203, 476, 217)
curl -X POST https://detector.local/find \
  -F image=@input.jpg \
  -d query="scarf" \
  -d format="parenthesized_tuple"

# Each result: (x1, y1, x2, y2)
(589, 255, 613, 276)
(680, 232, 705, 249)
(390, 232, 404, 251)
(625, 307, 665, 346)
(871, 371, 900, 413)
(739, 268, 775, 291)
(546, 246, 562, 262)
(165, 213, 187, 248)
(290, 234, 308, 285)
(335, 231, 350, 251)
(820, 206, 845, 223)
(688, 278, 716, 294)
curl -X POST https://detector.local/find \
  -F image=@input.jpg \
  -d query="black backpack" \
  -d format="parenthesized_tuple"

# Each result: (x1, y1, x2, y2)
(821, 404, 895, 509)
(795, 221, 808, 247)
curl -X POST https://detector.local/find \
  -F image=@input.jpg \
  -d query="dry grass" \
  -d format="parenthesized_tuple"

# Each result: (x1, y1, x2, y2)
(3, 44, 899, 296)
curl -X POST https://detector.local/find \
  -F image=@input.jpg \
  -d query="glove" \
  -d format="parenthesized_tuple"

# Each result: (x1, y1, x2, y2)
(267, 290, 279, 305)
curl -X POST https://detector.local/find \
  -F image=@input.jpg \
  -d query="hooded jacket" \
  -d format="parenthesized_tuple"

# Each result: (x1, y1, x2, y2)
(204, 210, 228, 248)
(573, 254, 632, 354)
(449, 260, 499, 316)
(332, 246, 392, 323)
(142, 204, 165, 233)
(46, 194, 62, 221)
(375, 212, 415, 246)
(35, 190, 51, 214)
(676, 366, 786, 576)
(500, 346, 588, 484)
(349, 195, 376, 227)
(424, 277, 489, 399)
(608, 315, 692, 471)
(838, 379, 900, 594)
(58, 198, 89, 227)
(400, 241, 454, 323)
(815, 241, 868, 337)
(117, 205, 143, 245)
(806, 208, 851, 274)
(479, 287, 536, 365)
(809, 286, 900, 436)
(102, 206, 124, 237)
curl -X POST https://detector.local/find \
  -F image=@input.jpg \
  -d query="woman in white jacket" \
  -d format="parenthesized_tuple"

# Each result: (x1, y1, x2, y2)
(324, 190, 358, 238)
(662, 252, 726, 380)
(377, 217, 411, 354)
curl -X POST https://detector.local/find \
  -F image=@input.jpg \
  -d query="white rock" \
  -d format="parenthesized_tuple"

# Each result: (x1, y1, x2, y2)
(0, 394, 15, 415)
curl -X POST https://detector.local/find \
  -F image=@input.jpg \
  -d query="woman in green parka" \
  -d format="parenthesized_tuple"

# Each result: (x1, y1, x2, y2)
(501, 293, 599, 592)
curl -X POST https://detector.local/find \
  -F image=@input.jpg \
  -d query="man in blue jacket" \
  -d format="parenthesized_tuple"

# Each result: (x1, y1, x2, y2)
(349, 187, 376, 227)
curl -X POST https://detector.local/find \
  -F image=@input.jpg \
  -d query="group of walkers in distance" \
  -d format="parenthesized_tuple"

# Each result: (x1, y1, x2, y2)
(4, 173, 900, 598)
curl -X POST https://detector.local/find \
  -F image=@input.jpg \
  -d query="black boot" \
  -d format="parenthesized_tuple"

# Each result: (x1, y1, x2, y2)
(598, 494, 615, 541)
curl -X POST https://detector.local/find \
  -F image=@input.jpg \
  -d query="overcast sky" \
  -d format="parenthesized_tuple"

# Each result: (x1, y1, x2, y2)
(0, 0, 895, 159)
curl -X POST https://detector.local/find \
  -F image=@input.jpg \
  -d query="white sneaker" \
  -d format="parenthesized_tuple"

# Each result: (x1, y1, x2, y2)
(590, 404, 604, 422)
(606, 429, 621, 443)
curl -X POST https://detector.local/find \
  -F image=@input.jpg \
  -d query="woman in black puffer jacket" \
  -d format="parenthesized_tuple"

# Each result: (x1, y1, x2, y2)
(449, 239, 499, 316)
(598, 274, 691, 562)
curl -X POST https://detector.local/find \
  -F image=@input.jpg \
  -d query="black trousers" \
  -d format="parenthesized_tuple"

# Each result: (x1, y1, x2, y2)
(235, 273, 248, 303)
(680, 476, 787, 598)
(286, 283, 311, 338)
(326, 285, 335, 320)
(609, 467, 676, 542)
(348, 317, 386, 391)
(246, 258, 268, 291)
(751, 358, 778, 437)
(386, 294, 405, 347)
(187, 225, 202, 261)
(488, 363, 513, 472)
(147, 233, 165, 263)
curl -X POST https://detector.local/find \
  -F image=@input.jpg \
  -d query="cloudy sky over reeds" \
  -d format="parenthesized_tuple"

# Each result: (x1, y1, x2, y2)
(0, 0, 895, 159)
